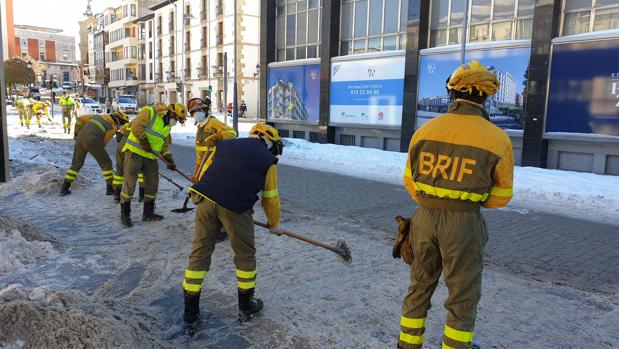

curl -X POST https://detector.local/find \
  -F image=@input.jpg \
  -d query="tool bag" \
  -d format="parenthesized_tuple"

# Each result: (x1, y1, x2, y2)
(392, 215, 413, 265)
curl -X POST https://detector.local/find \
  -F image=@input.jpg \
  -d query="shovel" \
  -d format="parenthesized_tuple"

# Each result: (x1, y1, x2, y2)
(253, 221, 352, 265)
(171, 196, 194, 213)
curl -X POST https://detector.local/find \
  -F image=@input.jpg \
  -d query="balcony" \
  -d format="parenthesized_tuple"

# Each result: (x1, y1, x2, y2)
(169, 46, 175, 55)
(185, 43, 191, 52)
(184, 68, 191, 79)
(168, 21, 175, 33)
(157, 26, 162, 35)
(201, 11, 207, 21)
(216, 36, 223, 45)
(197, 66, 207, 79)
(201, 39, 207, 49)
(212, 66, 222, 78)
(166, 71, 176, 82)
(155, 73, 163, 83)
(216, 5, 223, 16)
(184, 17, 191, 26)
(157, 49, 162, 58)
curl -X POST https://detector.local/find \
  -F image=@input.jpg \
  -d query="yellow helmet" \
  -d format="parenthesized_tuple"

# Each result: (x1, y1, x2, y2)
(249, 123, 284, 156)
(110, 111, 130, 124)
(168, 103, 188, 123)
(153, 103, 168, 114)
(45, 100, 52, 107)
(446, 60, 500, 97)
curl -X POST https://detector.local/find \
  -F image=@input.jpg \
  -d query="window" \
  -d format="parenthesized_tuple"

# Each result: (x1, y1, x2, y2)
(275, 0, 322, 61)
(131, 4, 136, 17)
(428, 0, 534, 47)
(340, 0, 409, 55)
(38, 40, 45, 48)
(562, 0, 619, 35)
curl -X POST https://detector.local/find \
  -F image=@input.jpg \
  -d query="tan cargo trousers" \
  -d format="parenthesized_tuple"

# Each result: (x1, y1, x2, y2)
(182, 199, 257, 295)
(113, 135, 144, 190)
(65, 132, 114, 185)
(399, 206, 488, 349)
(120, 151, 159, 204)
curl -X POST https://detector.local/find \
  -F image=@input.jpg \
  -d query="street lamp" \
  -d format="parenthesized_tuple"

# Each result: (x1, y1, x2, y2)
(254, 63, 260, 119)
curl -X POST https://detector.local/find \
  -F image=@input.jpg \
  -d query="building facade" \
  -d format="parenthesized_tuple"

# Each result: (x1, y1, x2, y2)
(1, 0, 17, 60)
(13, 25, 78, 86)
(261, 0, 619, 175)
(139, 0, 260, 116)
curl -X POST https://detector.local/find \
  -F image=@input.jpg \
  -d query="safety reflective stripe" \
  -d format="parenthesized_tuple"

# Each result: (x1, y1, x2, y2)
(223, 129, 237, 136)
(91, 119, 107, 133)
(490, 186, 513, 197)
(145, 128, 167, 140)
(182, 280, 202, 292)
(413, 181, 489, 202)
(441, 343, 456, 349)
(237, 281, 256, 290)
(196, 145, 208, 152)
(65, 175, 76, 181)
(404, 166, 413, 179)
(262, 189, 279, 198)
(444, 325, 473, 344)
(236, 269, 256, 279)
(67, 170, 78, 175)
(144, 194, 157, 199)
(400, 316, 425, 329)
(120, 192, 132, 199)
(138, 173, 144, 178)
(185, 270, 207, 279)
(399, 332, 424, 345)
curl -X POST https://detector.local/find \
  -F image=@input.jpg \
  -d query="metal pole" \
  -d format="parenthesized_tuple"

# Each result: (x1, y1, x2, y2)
(223, 52, 228, 124)
(0, 10, 9, 183)
(460, 0, 470, 64)
(232, 0, 238, 132)
(181, 0, 185, 103)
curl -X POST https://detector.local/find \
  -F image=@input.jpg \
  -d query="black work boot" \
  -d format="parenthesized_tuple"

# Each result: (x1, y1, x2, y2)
(183, 291, 201, 324)
(113, 188, 121, 204)
(238, 288, 263, 322)
(59, 180, 72, 196)
(120, 202, 133, 227)
(143, 201, 164, 221)
(138, 187, 145, 202)
(106, 184, 114, 195)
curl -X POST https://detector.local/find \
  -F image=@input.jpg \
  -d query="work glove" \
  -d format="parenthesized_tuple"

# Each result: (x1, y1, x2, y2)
(189, 192, 203, 205)
(73, 133, 78, 139)
(167, 162, 177, 171)
(269, 225, 284, 236)
(139, 138, 152, 152)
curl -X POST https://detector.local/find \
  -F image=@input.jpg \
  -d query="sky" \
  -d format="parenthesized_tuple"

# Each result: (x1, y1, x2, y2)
(13, 0, 120, 60)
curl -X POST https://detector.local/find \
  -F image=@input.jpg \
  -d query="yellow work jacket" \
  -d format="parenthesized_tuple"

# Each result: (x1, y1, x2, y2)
(59, 96, 75, 111)
(31, 102, 49, 117)
(123, 106, 172, 160)
(404, 99, 514, 209)
(193, 117, 237, 178)
(75, 114, 120, 145)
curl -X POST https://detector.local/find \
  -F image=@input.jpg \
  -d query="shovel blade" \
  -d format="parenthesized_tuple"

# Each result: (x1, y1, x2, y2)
(335, 240, 352, 265)
(171, 207, 195, 213)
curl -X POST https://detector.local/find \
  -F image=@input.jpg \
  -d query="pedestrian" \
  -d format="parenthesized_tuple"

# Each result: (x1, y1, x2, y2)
(240, 100, 247, 118)
(397, 61, 514, 349)
(60, 112, 129, 196)
(181, 124, 284, 329)
(59, 92, 76, 134)
(14, 97, 30, 128)
(119, 103, 188, 227)
(227, 102, 233, 117)
(29, 100, 52, 128)
(105, 98, 112, 114)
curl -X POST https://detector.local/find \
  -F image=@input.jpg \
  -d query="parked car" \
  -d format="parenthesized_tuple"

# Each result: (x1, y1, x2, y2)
(29, 87, 41, 100)
(112, 95, 138, 114)
(62, 82, 74, 91)
(75, 97, 103, 114)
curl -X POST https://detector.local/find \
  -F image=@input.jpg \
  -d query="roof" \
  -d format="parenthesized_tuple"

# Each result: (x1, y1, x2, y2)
(134, 13, 155, 23)
(14, 24, 63, 34)
(149, 0, 178, 11)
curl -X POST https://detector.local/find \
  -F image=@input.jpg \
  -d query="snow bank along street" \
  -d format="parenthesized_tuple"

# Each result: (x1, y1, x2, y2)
(0, 107, 618, 348)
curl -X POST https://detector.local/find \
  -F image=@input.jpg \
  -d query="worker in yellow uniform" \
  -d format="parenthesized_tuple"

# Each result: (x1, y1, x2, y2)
(119, 103, 187, 227)
(398, 61, 514, 349)
(112, 123, 146, 204)
(14, 97, 31, 127)
(29, 100, 52, 128)
(59, 92, 76, 134)
(60, 112, 129, 196)
(181, 124, 284, 331)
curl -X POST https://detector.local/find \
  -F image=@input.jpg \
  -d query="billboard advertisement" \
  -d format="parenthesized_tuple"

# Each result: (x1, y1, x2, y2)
(329, 55, 405, 126)
(417, 46, 531, 130)
(267, 63, 320, 122)
(546, 39, 619, 137)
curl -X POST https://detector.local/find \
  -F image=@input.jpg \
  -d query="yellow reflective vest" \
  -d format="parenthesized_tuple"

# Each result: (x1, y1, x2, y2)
(123, 106, 172, 160)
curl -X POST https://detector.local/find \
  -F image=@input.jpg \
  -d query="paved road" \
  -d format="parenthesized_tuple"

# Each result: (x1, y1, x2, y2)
(167, 143, 619, 295)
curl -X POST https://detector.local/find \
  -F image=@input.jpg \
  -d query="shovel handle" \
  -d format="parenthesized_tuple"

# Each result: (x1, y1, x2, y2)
(253, 221, 339, 253)
(155, 152, 193, 182)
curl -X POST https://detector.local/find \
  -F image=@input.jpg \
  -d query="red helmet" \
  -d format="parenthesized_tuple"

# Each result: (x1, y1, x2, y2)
(187, 98, 208, 113)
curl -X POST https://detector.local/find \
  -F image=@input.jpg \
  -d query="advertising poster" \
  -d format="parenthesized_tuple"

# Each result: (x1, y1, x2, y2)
(417, 46, 531, 130)
(546, 39, 619, 137)
(267, 64, 320, 122)
(329, 55, 405, 126)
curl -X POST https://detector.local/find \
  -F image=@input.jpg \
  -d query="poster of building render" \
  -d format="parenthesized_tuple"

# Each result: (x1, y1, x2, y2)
(546, 39, 619, 137)
(329, 55, 406, 126)
(416, 46, 531, 130)
(267, 63, 320, 122)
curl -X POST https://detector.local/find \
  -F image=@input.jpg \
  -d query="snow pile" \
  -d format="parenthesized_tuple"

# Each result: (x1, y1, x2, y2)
(0, 227, 54, 276)
(280, 139, 619, 224)
(0, 285, 164, 349)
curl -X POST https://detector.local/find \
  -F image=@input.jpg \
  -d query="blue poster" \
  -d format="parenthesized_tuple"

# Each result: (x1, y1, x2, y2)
(546, 39, 619, 137)
(267, 64, 320, 122)
(417, 46, 531, 130)
(329, 55, 405, 126)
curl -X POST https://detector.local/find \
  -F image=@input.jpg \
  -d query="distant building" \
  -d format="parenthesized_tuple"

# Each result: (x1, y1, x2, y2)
(489, 66, 517, 107)
(268, 80, 309, 121)
(0, 0, 17, 60)
(79, 11, 110, 98)
(419, 95, 450, 113)
(13, 25, 78, 86)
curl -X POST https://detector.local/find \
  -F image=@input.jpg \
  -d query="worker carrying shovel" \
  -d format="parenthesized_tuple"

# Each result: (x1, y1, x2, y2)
(181, 123, 284, 332)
